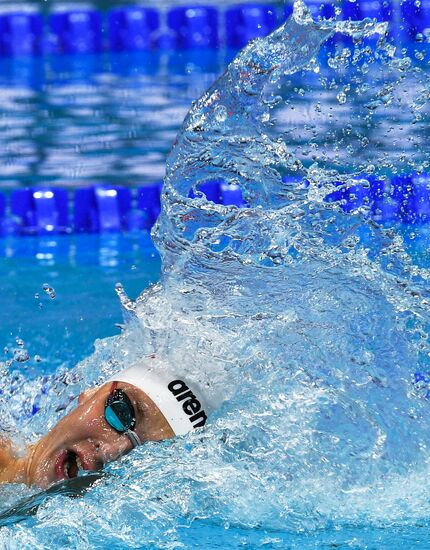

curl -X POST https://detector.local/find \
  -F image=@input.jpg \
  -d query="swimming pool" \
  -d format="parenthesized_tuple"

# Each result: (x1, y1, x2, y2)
(0, 232, 160, 376)
(2, 1, 430, 549)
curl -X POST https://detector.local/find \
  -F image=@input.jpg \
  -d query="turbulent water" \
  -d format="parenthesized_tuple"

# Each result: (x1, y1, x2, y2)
(2, 3, 430, 547)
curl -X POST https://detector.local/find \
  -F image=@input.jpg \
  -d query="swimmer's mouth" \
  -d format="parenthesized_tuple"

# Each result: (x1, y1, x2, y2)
(56, 450, 83, 480)
(64, 450, 81, 479)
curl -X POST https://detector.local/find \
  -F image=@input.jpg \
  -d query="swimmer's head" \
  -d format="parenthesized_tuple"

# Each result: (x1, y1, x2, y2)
(24, 358, 212, 488)
(25, 375, 174, 488)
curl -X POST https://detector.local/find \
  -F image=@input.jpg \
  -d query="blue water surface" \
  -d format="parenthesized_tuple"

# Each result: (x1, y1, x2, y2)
(0, 233, 160, 376)
(2, 5, 430, 550)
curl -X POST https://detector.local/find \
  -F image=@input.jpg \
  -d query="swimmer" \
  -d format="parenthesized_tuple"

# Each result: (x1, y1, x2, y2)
(0, 356, 213, 488)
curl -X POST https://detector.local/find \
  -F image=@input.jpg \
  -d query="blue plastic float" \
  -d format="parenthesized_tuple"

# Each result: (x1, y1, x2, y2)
(108, 7, 160, 52)
(74, 186, 131, 233)
(49, 9, 103, 55)
(10, 188, 69, 235)
(225, 4, 278, 49)
(0, 12, 44, 57)
(136, 183, 162, 230)
(167, 6, 219, 49)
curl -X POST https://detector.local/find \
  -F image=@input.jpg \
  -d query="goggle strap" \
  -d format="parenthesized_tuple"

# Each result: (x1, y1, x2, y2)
(125, 429, 141, 448)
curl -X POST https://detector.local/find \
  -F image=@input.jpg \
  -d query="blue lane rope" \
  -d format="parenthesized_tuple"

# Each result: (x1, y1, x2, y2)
(0, 174, 429, 236)
(0, 180, 246, 236)
(0, 1, 424, 59)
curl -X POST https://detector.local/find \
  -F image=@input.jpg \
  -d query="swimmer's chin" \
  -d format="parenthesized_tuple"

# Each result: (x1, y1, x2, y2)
(22, 442, 103, 489)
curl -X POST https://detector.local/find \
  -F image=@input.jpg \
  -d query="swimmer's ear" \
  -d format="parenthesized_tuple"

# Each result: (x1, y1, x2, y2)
(78, 386, 100, 405)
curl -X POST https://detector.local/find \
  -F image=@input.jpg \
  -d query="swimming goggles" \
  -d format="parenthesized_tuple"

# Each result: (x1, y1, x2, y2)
(104, 382, 141, 448)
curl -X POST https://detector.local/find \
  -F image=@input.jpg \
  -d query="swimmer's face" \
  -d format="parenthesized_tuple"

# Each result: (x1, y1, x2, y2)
(25, 382, 174, 488)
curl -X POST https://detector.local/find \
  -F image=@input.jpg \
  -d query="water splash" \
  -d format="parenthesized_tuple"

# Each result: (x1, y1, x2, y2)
(2, 7, 430, 547)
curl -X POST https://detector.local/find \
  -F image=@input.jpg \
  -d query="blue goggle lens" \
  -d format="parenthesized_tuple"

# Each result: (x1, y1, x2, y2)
(105, 390, 136, 433)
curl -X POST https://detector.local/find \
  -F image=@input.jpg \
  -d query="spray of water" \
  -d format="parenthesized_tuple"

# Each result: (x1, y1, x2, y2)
(2, 3, 430, 545)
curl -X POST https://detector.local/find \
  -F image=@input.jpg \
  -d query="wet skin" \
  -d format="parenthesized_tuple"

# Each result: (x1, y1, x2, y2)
(2, 382, 174, 488)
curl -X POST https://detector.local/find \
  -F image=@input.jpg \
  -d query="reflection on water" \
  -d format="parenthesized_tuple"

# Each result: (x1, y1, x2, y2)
(0, 51, 220, 189)
(0, 42, 427, 192)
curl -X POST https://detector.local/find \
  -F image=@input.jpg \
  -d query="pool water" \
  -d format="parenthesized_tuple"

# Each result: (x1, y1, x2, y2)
(0, 51, 219, 189)
(2, 5, 430, 550)
(0, 232, 160, 376)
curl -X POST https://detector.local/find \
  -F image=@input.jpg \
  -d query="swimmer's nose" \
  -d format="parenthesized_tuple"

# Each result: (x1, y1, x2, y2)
(72, 440, 123, 473)
(95, 433, 133, 465)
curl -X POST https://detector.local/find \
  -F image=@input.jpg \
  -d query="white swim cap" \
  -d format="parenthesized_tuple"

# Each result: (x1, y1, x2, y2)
(108, 357, 212, 436)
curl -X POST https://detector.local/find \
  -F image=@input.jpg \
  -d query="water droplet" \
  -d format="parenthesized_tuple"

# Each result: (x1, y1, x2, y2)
(3, 347, 8, 355)
(15, 338, 24, 348)
(214, 104, 228, 123)
(13, 349, 29, 363)
(337, 92, 347, 104)
(115, 282, 124, 293)
(34, 355, 42, 363)
(115, 282, 137, 316)
(43, 283, 56, 299)
(34, 293, 40, 300)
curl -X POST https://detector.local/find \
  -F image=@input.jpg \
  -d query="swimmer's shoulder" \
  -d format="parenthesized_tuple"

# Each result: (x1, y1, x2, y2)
(0, 435, 27, 484)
